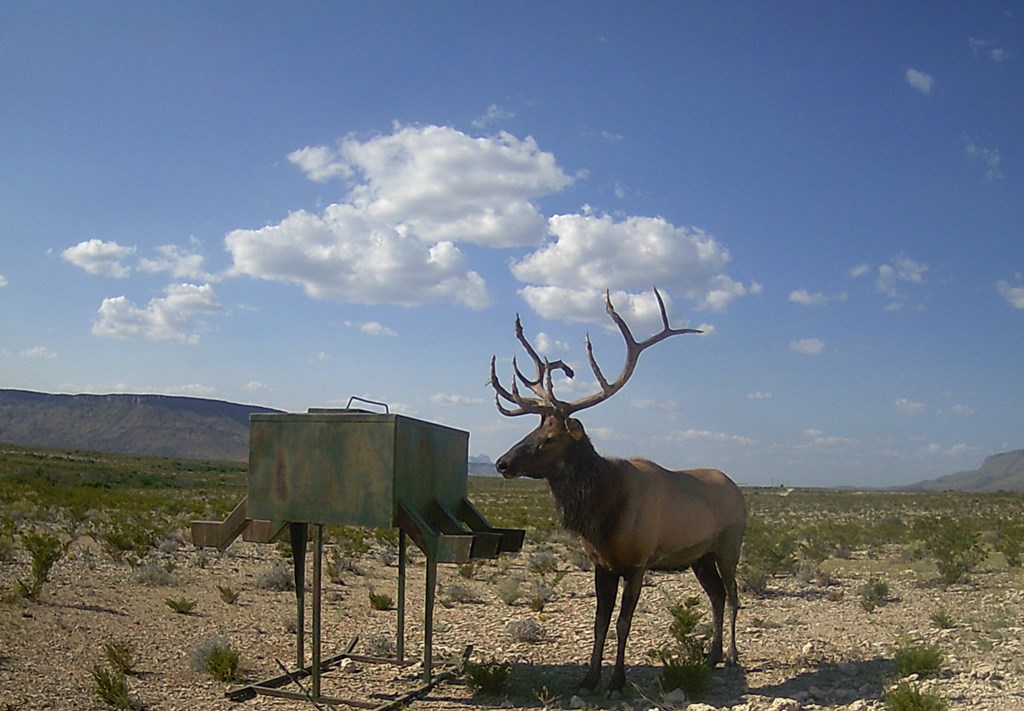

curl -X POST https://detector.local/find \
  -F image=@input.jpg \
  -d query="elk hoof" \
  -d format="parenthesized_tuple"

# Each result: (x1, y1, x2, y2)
(607, 670, 626, 694)
(579, 670, 600, 691)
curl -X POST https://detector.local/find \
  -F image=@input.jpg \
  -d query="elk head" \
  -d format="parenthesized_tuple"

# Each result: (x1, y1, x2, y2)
(490, 288, 701, 479)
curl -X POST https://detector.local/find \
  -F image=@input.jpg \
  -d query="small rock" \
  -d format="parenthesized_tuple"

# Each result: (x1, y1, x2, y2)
(769, 698, 802, 711)
(569, 694, 587, 709)
(686, 704, 717, 711)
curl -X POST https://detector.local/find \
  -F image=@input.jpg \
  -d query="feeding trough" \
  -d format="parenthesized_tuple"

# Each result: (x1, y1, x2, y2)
(191, 403, 524, 708)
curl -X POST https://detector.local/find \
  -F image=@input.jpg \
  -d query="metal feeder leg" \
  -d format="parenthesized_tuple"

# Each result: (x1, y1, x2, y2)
(312, 524, 323, 699)
(423, 554, 436, 684)
(397, 530, 407, 664)
(289, 522, 307, 669)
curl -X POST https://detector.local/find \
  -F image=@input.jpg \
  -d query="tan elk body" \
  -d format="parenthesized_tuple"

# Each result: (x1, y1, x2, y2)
(490, 289, 747, 693)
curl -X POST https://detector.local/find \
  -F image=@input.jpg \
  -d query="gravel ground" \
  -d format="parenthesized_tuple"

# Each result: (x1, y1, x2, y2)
(1, 532, 1022, 711)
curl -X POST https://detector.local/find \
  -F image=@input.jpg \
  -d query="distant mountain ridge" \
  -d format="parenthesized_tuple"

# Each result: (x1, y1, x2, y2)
(0, 389, 281, 461)
(905, 449, 1024, 492)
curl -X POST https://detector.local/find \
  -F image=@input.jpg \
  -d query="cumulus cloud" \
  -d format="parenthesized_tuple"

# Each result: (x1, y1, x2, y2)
(965, 141, 1003, 180)
(431, 392, 484, 406)
(511, 212, 756, 322)
(472, 104, 515, 129)
(344, 320, 397, 337)
(138, 242, 218, 281)
(848, 264, 871, 279)
(0, 274, 7, 287)
(91, 283, 222, 345)
(20, 346, 56, 359)
(232, 125, 576, 309)
(62, 239, 136, 278)
(789, 289, 847, 306)
(674, 429, 758, 447)
(790, 338, 824, 356)
(895, 398, 925, 416)
(905, 68, 934, 94)
(950, 404, 975, 416)
(969, 38, 1009, 63)
(747, 391, 773, 400)
(997, 279, 1024, 309)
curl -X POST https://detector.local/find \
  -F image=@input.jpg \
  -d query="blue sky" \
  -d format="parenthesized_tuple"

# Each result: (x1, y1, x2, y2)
(2, 2, 1021, 487)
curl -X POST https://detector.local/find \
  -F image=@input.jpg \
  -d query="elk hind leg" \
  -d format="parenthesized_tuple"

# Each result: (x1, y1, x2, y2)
(692, 554, 727, 666)
(582, 567, 618, 690)
(718, 541, 742, 665)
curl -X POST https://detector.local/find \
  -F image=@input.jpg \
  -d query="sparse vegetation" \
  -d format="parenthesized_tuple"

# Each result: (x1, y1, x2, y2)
(90, 663, 139, 709)
(893, 638, 944, 678)
(368, 590, 394, 610)
(506, 617, 546, 643)
(190, 637, 240, 682)
(884, 680, 948, 711)
(857, 576, 890, 612)
(165, 597, 198, 614)
(16, 530, 69, 600)
(463, 658, 512, 696)
(103, 640, 137, 676)
(216, 583, 240, 604)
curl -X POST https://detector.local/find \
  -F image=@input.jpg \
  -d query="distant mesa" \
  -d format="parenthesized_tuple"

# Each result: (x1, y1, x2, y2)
(902, 449, 1024, 493)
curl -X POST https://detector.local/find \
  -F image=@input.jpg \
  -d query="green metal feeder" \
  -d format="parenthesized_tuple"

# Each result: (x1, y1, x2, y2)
(191, 404, 524, 708)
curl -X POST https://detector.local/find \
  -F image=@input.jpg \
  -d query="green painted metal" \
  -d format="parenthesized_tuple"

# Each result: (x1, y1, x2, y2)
(247, 410, 469, 527)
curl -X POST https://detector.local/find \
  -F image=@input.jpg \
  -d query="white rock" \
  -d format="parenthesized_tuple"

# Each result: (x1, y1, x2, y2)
(769, 698, 802, 711)
(685, 704, 717, 711)
(569, 694, 587, 709)
(660, 687, 687, 707)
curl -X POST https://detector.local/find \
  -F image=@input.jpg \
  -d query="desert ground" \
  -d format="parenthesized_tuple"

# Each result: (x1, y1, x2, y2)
(1, 453, 1023, 710)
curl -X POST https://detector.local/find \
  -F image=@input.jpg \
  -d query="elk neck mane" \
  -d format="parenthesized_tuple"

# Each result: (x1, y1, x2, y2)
(545, 433, 627, 544)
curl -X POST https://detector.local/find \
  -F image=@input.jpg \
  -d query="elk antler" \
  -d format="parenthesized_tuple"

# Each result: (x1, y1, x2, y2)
(489, 288, 701, 418)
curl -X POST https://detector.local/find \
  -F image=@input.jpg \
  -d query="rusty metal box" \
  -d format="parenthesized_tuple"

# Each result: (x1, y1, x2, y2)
(247, 410, 469, 527)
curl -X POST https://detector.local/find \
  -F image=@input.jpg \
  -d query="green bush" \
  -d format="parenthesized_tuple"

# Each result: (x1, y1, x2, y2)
(668, 596, 705, 645)
(857, 576, 890, 612)
(104, 640, 137, 676)
(216, 584, 240, 604)
(495, 578, 523, 606)
(651, 640, 710, 698)
(90, 664, 139, 709)
(100, 516, 159, 565)
(893, 638, 944, 678)
(993, 521, 1024, 568)
(463, 658, 511, 695)
(368, 590, 394, 611)
(884, 680, 947, 711)
(914, 516, 984, 584)
(165, 597, 198, 614)
(190, 637, 241, 682)
(17, 530, 69, 600)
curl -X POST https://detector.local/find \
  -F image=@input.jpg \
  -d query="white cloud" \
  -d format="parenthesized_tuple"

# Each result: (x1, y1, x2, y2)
(0, 274, 7, 287)
(20, 346, 56, 359)
(242, 380, 271, 393)
(160, 383, 219, 398)
(471, 104, 515, 129)
(62, 239, 136, 278)
(674, 429, 758, 447)
(533, 332, 569, 355)
(905, 68, 934, 94)
(969, 38, 1009, 63)
(848, 263, 871, 278)
(790, 338, 824, 356)
(227, 206, 491, 309)
(344, 320, 397, 337)
(997, 279, 1024, 309)
(431, 392, 484, 406)
(950, 404, 975, 417)
(231, 125, 576, 309)
(789, 289, 848, 306)
(91, 283, 222, 345)
(511, 212, 755, 320)
(965, 141, 1003, 180)
(138, 242, 218, 281)
(746, 391, 773, 400)
(873, 254, 928, 304)
(803, 429, 854, 447)
(895, 398, 926, 416)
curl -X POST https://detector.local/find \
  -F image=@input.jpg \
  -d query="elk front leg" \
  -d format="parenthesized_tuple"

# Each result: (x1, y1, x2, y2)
(609, 568, 644, 693)
(581, 567, 618, 690)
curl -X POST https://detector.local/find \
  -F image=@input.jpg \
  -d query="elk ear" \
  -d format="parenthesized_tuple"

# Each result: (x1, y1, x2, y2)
(565, 417, 586, 441)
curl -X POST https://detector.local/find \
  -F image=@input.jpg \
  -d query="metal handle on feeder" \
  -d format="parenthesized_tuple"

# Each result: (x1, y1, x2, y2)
(346, 396, 389, 413)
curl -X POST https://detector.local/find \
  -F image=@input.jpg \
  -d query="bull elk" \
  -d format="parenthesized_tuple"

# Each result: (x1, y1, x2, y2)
(489, 288, 747, 693)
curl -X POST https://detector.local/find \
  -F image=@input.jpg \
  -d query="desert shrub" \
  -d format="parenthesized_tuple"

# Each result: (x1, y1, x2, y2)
(440, 581, 479, 606)
(667, 596, 704, 645)
(495, 577, 523, 606)
(506, 617, 546, 643)
(190, 637, 240, 682)
(90, 664, 139, 709)
(17, 530, 70, 600)
(893, 638, 944, 678)
(100, 516, 159, 565)
(104, 640, 137, 676)
(527, 548, 559, 576)
(993, 521, 1024, 568)
(650, 642, 710, 698)
(527, 579, 555, 612)
(914, 516, 984, 584)
(463, 658, 511, 695)
(165, 597, 197, 614)
(256, 564, 294, 591)
(216, 584, 240, 604)
(326, 545, 363, 580)
(929, 608, 955, 630)
(362, 633, 396, 658)
(131, 561, 176, 587)
(368, 590, 394, 611)
(739, 519, 798, 594)
(884, 680, 948, 711)
(457, 560, 482, 579)
(857, 576, 890, 612)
